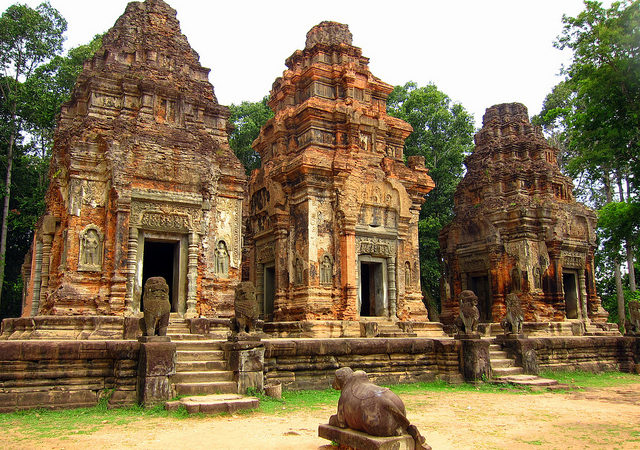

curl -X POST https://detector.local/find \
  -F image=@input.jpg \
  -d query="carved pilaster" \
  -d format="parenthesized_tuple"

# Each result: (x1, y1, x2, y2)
(256, 263, 264, 317)
(31, 240, 43, 316)
(387, 256, 396, 318)
(39, 234, 53, 308)
(124, 227, 138, 315)
(185, 232, 198, 318)
(578, 269, 589, 322)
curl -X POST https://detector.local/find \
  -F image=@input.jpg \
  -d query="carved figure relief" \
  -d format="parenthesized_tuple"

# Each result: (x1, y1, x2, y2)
(405, 262, 411, 289)
(320, 255, 333, 284)
(294, 258, 303, 285)
(78, 225, 104, 271)
(533, 267, 542, 290)
(511, 267, 521, 292)
(214, 240, 230, 277)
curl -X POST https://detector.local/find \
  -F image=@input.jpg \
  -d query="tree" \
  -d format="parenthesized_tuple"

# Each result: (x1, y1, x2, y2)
(0, 2, 66, 310)
(536, 0, 640, 329)
(228, 96, 273, 175)
(387, 82, 475, 315)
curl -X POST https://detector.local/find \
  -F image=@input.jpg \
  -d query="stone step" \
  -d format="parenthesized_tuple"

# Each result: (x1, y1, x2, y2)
(490, 350, 508, 359)
(166, 394, 259, 415)
(494, 374, 563, 388)
(173, 340, 225, 351)
(174, 381, 237, 396)
(490, 358, 515, 369)
(176, 350, 225, 362)
(171, 370, 234, 384)
(492, 366, 524, 377)
(176, 360, 228, 372)
(166, 334, 212, 341)
(488, 344, 502, 350)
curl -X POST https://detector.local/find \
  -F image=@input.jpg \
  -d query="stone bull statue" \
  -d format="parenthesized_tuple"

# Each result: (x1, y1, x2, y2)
(142, 276, 171, 336)
(329, 367, 430, 450)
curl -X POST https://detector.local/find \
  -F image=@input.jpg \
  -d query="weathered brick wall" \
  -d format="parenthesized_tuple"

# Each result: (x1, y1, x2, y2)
(501, 336, 640, 373)
(264, 338, 462, 390)
(0, 341, 139, 412)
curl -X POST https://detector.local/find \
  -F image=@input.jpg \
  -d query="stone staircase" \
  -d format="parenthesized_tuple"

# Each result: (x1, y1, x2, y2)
(488, 342, 524, 378)
(584, 322, 621, 336)
(167, 318, 237, 396)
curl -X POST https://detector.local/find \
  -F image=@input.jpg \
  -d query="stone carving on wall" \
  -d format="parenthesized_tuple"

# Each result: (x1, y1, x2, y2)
(320, 255, 333, 284)
(141, 211, 190, 231)
(561, 251, 586, 269)
(257, 244, 275, 264)
(217, 197, 242, 267)
(405, 262, 411, 288)
(130, 198, 201, 233)
(511, 267, 521, 292)
(356, 236, 395, 257)
(294, 258, 303, 285)
(533, 267, 542, 290)
(214, 240, 230, 277)
(78, 225, 104, 271)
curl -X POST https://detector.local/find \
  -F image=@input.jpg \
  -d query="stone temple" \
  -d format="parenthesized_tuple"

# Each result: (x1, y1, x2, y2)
(20, 0, 246, 320)
(439, 103, 609, 327)
(247, 22, 434, 327)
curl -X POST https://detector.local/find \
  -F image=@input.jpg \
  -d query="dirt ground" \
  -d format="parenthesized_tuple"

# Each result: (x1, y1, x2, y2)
(5, 384, 640, 449)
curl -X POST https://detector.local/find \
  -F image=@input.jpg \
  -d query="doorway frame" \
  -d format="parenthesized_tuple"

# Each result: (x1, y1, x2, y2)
(357, 255, 388, 318)
(135, 230, 188, 315)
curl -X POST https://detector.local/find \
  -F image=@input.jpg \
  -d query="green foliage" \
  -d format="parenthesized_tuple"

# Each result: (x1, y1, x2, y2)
(0, 3, 101, 318)
(228, 96, 273, 174)
(387, 82, 475, 311)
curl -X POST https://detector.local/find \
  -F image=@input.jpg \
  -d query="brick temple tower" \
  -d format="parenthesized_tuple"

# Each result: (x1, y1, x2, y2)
(21, 0, 245, 319)
(247, 22, 434, 324)
(439, 103, 608, 325)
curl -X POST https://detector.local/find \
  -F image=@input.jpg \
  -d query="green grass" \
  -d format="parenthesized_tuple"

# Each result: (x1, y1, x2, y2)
(2, 371, 638, 441)
(538, 370, 640, 388)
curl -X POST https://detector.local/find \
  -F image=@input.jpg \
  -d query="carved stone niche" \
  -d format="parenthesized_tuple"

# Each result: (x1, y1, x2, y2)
(78, 224, 104, 271)
(320, 254, 334, 285)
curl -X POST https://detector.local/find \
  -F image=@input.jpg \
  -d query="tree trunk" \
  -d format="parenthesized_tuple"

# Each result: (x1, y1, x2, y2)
(0, 120, 16, 308)
(628, 243, 637, 293)
(605, 171, 625, 331)
(615, 261, 626, 332)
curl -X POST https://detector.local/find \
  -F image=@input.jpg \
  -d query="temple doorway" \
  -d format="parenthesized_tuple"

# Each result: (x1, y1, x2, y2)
(358, 257, 386, 317)
(471, 274, 491, 322)
(141, 240, 179, 312)
(263, 264, 275, 320)
(563, 271, 579, 319)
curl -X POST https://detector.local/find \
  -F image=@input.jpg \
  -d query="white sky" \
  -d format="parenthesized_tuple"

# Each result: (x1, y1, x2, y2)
(1, 0, 602, 127)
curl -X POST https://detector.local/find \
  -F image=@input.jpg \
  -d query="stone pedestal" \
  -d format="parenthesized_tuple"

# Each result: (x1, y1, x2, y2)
(318, 424, 428, 450)
(459, 338, 491, 382)
(223, 339, 265, 394)
(137, 337, 176, 407)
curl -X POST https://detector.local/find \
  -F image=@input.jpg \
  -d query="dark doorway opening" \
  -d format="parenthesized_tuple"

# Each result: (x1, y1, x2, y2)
(264, 265, 275, 320)
(563, 272, 579, 319)
(360, 261, 384, 317)
(142, 240, 178, 312)
(471, 275, 491, 322)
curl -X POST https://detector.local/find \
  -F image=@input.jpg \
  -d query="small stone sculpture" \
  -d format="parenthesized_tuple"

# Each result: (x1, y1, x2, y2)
(501, 292, 524, 335)
(627, 300, 640, 334)
(232, 281, 259, 334)
(458, 290, 480, 334)
(328, 367, 429, 449)
(142, 277, 171, 336)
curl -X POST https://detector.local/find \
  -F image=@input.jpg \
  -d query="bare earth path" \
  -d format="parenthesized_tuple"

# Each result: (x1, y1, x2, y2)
(4, 384, 640, 449)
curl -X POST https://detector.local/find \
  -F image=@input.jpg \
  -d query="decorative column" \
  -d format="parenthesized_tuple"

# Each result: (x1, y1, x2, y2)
(340, 218, 358, 320)
(255, 263, 264, 316)
(39, 234, 53, 308)
(578, 269, 589, 322)
(387, 256, 397, 318)
(109, 201, 130, 313)
(272, 225, 288, 320)
(124, 227, 138, 315)
(31, 240, 43, 316)
(185, 232, 198, 318)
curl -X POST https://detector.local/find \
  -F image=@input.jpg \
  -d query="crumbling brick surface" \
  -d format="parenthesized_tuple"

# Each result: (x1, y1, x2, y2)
(440, 103, 607, 325)
(247, 22, 434, 322)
